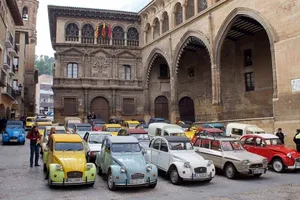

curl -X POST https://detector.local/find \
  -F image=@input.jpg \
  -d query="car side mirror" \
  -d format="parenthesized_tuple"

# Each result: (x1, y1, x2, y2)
(142, 148, 146, 155)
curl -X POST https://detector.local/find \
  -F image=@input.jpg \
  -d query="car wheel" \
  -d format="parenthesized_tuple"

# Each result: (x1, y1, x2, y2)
(272, 158, 285, 173)
(148, 180, 157, 188)
(225, 163, 237, 179)
(107, 171, 116, 191)
(96, 166, 102, 176)
(253, 173, 262, 178)
(169, 167, 182, 185)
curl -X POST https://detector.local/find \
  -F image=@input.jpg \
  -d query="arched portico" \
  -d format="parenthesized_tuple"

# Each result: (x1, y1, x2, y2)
(90, 97, 110, 122)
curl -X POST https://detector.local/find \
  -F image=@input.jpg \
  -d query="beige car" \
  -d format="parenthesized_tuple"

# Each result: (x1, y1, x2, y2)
(193, 135, 268, 179)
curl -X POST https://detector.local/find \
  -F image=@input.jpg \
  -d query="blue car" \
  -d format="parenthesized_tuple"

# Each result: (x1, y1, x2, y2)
(2, 120, 26, 145)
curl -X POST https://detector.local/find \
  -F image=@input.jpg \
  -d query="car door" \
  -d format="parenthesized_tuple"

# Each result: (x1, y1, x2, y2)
(254, 137, 270, 160)
(46, 138, 54, 167)
(157, 138, 170, 171)
(99, 139, 106, 169)
(242, 136, 255, 152)
(103, 139, 112, 173)
(150, 139, 161, 166)
(209, 140, 222, 168)
(83, 133, 90, 153)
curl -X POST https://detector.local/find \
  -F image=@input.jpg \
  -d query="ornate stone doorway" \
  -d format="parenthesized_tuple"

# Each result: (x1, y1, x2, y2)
(154, 96, 169, 120)
(90, 97, 109, 122)
(179, 97, 195, 122)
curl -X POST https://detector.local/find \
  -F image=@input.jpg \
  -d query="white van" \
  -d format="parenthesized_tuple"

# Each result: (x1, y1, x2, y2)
(226, 123, 265, 138)
(148, 123, 186, 139)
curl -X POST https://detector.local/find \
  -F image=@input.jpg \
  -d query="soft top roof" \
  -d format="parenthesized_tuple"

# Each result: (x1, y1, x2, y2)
(75, 123, 91, 126)
(52, 134, 82, 142)
(246, 133, 278, 139)
(109, 136, 138, 143)
(163, 136, 190, 142)
(127, 129, 147, 134)
(197, 128, 224, 133)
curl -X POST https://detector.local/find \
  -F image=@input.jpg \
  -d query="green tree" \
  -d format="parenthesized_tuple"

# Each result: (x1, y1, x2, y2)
(34, 55, 55, 75)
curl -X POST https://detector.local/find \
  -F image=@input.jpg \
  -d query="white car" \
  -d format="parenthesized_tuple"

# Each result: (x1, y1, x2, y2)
(83, 131, 111, 162)
(146, 136, 215, 185)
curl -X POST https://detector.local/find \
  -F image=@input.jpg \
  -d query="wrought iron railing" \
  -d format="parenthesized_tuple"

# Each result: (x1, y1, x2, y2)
(5, 83, 16, 99)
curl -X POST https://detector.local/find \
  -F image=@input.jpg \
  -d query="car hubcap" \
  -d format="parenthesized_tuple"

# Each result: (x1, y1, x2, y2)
(273, 161, 283, 172)
(227, 166, 233, 177)
(170, 170, 178, 183)
(108, 174, 113, 188)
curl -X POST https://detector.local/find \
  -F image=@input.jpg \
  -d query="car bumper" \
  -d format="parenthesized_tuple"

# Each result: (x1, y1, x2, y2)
(114, 179, 157, 187)
(182, 172, 214, 181)
(2, 136, 25, 143)
(238, 168, 268, 175)
(52, 180, 95, 186)
(287, 162, 300, 169)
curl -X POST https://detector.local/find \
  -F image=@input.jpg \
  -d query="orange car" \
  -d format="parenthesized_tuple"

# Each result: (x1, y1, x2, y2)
(190, 128, 224, 144)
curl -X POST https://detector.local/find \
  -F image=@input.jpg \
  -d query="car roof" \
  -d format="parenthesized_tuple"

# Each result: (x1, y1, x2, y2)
(204, 123, 224, 127)
(108, 136, 138, 143)
(162, 136, 190, 142)
(125, 120, 140, 123)
(197, 135, 238, 141)
(45, 126, 65, 130)
(92, 120, 105, 123)
(75, 123, 91, 126)
(149, 122, 169, 129)
(104, 124, 122, 127)
(52, 134, 82, 142)
(198, 128, 224, 133)
(227, 123, 261, 129)
(87, 131, 111, 135)
(245, 133, 278, 139)
(127, 129, 147, 134)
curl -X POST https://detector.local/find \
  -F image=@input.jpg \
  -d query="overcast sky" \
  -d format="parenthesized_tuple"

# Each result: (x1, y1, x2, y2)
(36, 0, 151, 57)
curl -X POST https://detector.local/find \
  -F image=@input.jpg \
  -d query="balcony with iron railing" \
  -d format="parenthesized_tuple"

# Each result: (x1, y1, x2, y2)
(8, 44, 18, 57)
(5, 33, 14, 49)
(2, 83, 16, 100)
(3, 55, 11, 71)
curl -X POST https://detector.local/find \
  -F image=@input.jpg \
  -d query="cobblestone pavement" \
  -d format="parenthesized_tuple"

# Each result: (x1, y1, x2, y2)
(0, 139, 299, 200)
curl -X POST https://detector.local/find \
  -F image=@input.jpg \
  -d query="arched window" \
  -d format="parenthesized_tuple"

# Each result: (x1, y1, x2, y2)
(22, 7, 28, 20)
(67, 63, 78, 78)
(81, 24, 94, 44)
(65, 23, 79, 42)
(127, 27, 139, 47)
(174, 3, 183, 26)
(122, 65, 131, 80)
(198, 0, 207, 13)
(145, 23, 151, 44)
(153, 18, 160, 39)
(186, 0, 195, 20)
(162, 12, 169, 33)
(96, 24, 110, 45)
(112, 26, 125, 46)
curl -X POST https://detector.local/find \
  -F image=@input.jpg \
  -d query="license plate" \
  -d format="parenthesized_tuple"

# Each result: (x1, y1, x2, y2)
(130, 179, 145, 185)
(295, 162, 300, 168)
(252, 168, 264, 174)
(193, 173, 207, 178)
(67, 178, 82, 183)
(10, 139, 18, 142)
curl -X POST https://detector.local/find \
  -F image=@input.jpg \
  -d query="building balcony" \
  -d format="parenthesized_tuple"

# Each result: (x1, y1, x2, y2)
(8, 70, 15, 77)
(8, 45, 18, 57)
(2, 83, 16, 100)
(53, 78, 144, 90)
(5, 33, 14, 49)
(15, 88, 22, 96)
(3, 55, 11, 71)
(0, 70, 6, 87)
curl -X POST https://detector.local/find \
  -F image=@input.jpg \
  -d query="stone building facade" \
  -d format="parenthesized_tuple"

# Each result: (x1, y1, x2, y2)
(50, 0, 300, 147)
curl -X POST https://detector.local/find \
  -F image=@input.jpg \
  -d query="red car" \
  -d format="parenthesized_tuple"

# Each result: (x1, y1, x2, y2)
(241, 134, 300, 173)
(90, 120, 105, 131)
(190, 128, 224, 144)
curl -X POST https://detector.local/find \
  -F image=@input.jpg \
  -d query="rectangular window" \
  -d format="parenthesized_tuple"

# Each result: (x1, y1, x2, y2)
(245, 72, 255, 91)
(13, 57, 19, 72)
(244, 49, 252, 67)
(12, 79, 18, 90)
(67, 63, 78, 78)
(123, 65, 131, 80)
(122, 98, 135, 115)
(63, 98, 77, 116)
(159, 64, 169, 78)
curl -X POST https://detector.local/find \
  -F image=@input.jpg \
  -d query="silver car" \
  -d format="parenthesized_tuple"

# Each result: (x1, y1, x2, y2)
(193, 135, 268, 179)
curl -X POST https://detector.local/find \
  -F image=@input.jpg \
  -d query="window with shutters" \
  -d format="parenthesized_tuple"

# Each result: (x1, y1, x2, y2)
(67, 63, 78, 78)
(122, 98, 135, 115)
(63, 98, 77, 116)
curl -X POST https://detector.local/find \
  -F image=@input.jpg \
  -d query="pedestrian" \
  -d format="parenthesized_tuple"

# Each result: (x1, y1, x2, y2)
(275, 128, 285, 144)
(87, 112, 92, 120)
(293, 129, 300, 152)
(47, 127, 56, 146)
(92, 112, 96, 119)
(26, 126, 41, 167)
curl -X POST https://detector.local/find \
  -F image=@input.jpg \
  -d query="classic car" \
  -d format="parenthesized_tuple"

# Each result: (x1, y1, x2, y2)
(72, 123, 92, 138)
(136, 124, 149, 132)
(95, 136, 158, 191)
(123, 120, 140, 129)
(2, 120, 25, 145)
(36, 119, 53, 143)
(25, 116, 37, 130)
(138, 119, 146, 125)
(43, 134, 96, 187)
(226, 123, 265, 138)
(241, 134, 300, 173)
(40, 126, 66, 156)
(64, 117, 82, 133)
(202, 123, 226, 134)
(190, 128, 224, 144)
(102, 124, 122, 136)
(148, 118, 168, 125)
(146, 136, 215, 185)
(117, 129, 150, 150)
(89, 119, 106, 131)
(82, 131, 111, 162)
(148, 123, 186, 139)
(193, 135, 268, 179)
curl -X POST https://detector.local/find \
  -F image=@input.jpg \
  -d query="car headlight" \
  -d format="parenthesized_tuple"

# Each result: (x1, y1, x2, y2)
(55, 164, 63, 171)
(86, 163, 93, 169)
(287, 153, 292, 159)
(120, 166, 126, 173)
(3, 132, 8, 136)
(262, 159, 268, 166)
(184, 162, 191, 168)
(207, 160, 213, 167)
(146, 165, 152, 172)
(242, 160, 250, 166)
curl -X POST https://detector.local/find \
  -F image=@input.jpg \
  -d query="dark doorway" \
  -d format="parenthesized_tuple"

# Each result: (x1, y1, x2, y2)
(179, 97, 195, 122)
(90, 97, 110, 122)
(154, 96, 169, 120)
(0, 104, 5, 118)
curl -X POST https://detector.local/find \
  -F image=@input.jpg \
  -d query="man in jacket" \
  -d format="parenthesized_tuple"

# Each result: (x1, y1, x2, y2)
(293, 129, 300, 152)
(26, 126, 41, 167)
(276, 128, 285, 144)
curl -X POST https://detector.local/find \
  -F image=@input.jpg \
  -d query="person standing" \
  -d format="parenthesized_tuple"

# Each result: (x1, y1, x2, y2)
(293, 129, 300, 152)
(26, 126, 41, 167)
(92, 112, 96, 119)
(276, 128, 285, 144)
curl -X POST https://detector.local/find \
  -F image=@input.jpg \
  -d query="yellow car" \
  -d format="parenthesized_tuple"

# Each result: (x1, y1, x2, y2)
(102, 124, 122, 136)
(36, 119, 53, 144)
(25, 116, 37, 130)
(43, 134, 96, 187)
(124, 120, 140, 129)
(40, 126, 66, 156)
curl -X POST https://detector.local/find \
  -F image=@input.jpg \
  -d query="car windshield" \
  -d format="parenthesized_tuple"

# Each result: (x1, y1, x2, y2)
(216, 127, 225, 132)
(89, 134, 105, 144)
(68, 123, 75, 128)
(26, 119, 34, 122)
(94, 123, 104, 127)
(265, 138, 283, 145)
(169, 141, 193, 150)
(221, 141, 244, 151)
(46, 130, 65, 136)
(107, 128, 121, 132)
(111, 143, 141, 153)
(131, 134, 149, 140)
(77, 126, 92, 131)
(169, 133, 186, 136)
(6, 124, 22, 128)
(55, 142, 83, 151)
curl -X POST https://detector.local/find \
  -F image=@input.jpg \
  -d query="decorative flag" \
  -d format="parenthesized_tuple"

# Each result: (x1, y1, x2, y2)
(108, 24, 112, 38)
(102, 23, 106, 38)
(95, 25, 99, 38)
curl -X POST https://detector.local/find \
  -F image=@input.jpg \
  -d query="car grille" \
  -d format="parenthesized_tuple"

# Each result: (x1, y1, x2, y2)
(250, 164, 263, 168)
(10, 136, 18, 140)
(295, 158, 300, 162)
(194, 167, 207, 173)
(67, 171, 83, 178)
(131, 173, 145, 179)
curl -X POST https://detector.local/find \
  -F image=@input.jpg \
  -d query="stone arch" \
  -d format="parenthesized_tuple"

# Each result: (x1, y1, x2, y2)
(0, 104, 5, 118)
(179, 96, 195, 122)
(126, 25, 140, 34)
(145, 48, 171, 88)
(81, 22, 96, 30)
(64, 21, 80, 29)
(111, 23, 126, 31)
(173, 30, 211, 75)
(214, 7, 278, 98)
(174, 2, 183, 26)
(90, 96, 110, 122)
